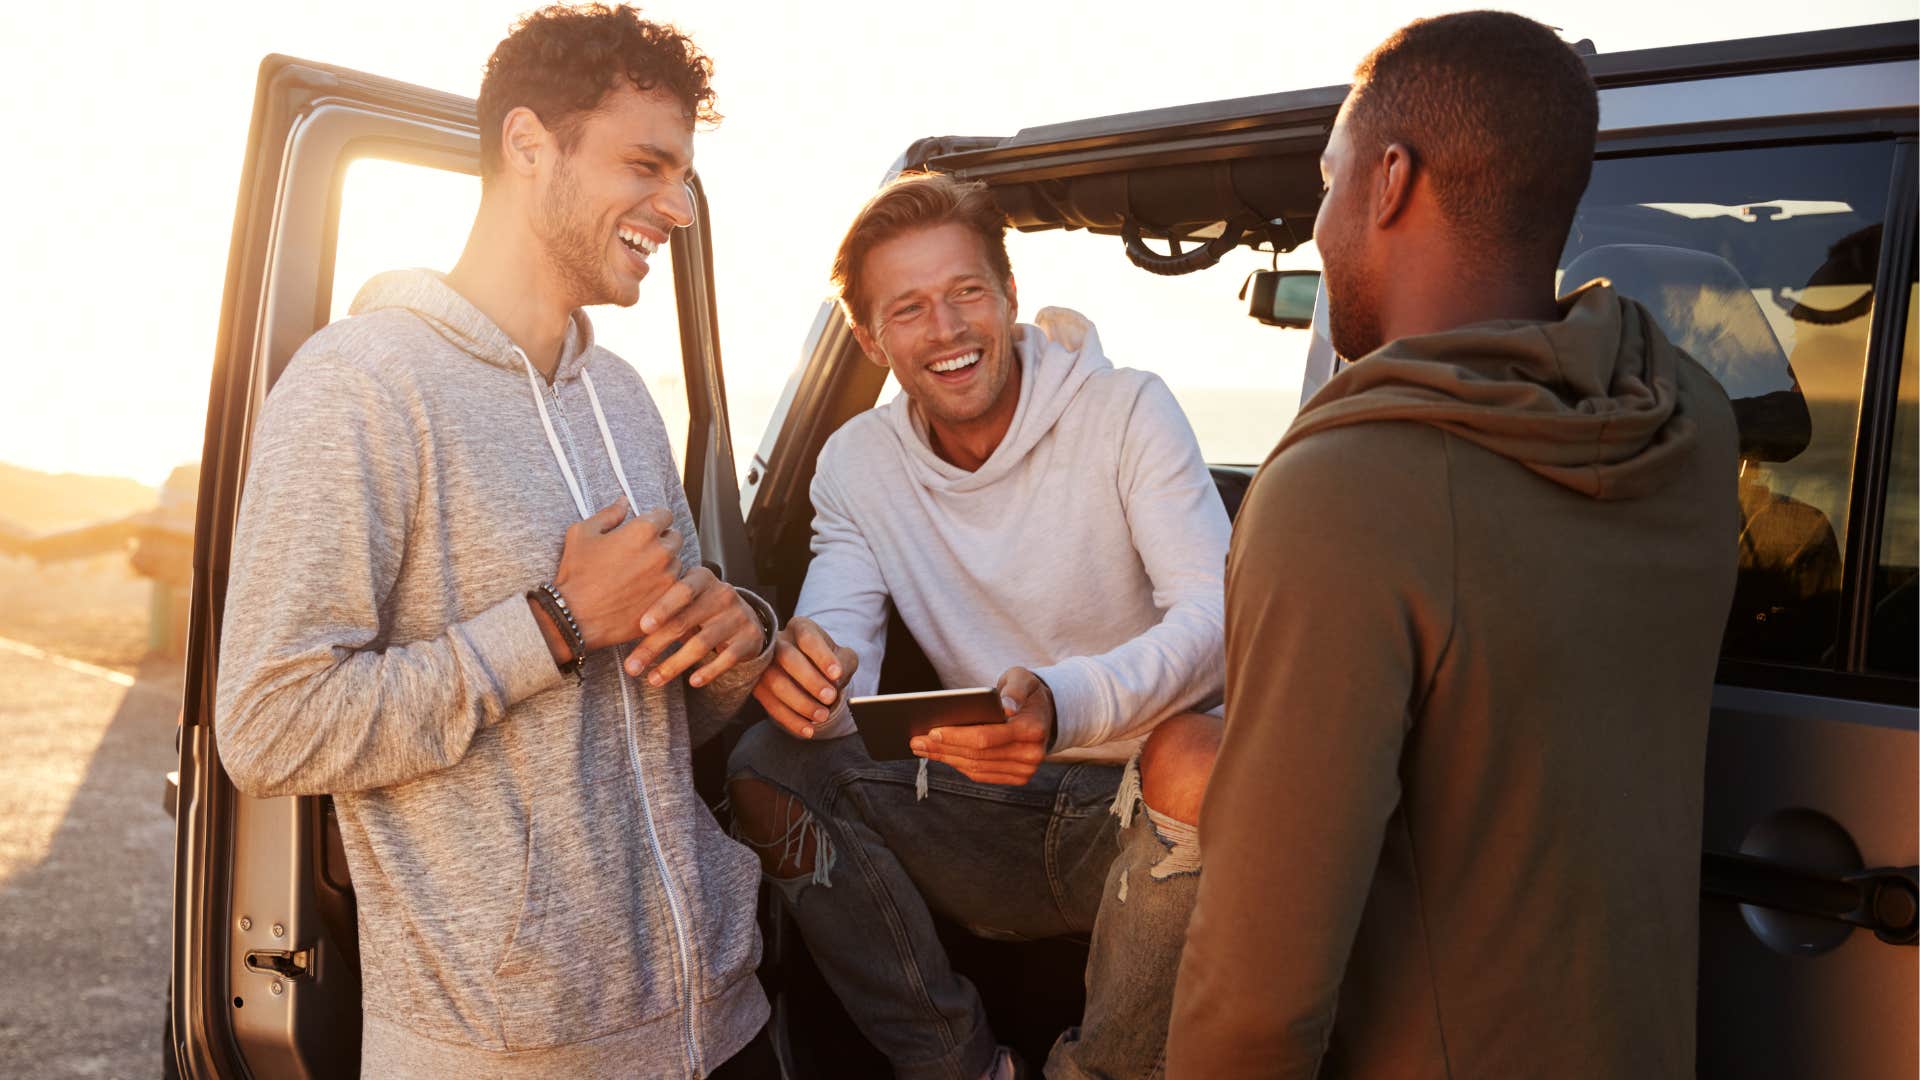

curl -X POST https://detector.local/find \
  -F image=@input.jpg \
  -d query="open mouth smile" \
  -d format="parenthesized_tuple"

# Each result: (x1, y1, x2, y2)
(928, 350, 981, 378)
(618, 224, 662, 258)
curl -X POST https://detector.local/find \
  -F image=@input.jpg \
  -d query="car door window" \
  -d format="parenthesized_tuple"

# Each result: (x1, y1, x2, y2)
(332, 157, 692, 472)
(1561, 141, 1898, 669)
(1868, 268, 1917, 675)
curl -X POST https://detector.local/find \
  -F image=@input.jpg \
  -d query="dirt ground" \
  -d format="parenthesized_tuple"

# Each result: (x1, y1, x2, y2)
(0, 552, 183, 1077)
(0, 554, 158, 674)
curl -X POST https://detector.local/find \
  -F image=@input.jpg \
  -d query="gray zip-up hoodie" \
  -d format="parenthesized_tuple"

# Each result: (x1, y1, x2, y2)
(216, 269, 773, 1078)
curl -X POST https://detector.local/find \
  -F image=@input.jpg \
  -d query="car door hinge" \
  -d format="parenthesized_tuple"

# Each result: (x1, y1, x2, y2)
(243, 947, 314, 980)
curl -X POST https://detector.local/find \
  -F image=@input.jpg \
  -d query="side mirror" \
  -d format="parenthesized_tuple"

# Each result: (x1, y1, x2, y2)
(1242, 269, 1320, 329)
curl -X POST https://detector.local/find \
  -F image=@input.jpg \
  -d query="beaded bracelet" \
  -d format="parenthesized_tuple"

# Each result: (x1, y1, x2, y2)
(528, 583, 588, 679)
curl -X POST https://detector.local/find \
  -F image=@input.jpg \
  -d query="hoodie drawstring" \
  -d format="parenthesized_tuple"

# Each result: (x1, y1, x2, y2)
(513, 343, 707, 1074)
(515, 345, 638, 519)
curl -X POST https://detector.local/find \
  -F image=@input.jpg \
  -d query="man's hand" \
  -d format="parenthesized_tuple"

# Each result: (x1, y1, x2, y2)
(621, 566, 768, 688)
(536, 497, 684, 659)
(910, 667, 1054, 786)
(529, 496, 763, 687)
(751, 616, 858, 739)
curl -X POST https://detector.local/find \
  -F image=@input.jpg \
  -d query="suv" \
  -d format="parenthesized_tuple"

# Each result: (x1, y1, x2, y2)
(167, 20, 1918, 1078)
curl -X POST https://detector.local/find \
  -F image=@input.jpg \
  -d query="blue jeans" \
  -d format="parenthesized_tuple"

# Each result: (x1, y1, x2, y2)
(726, 721, 1201, 1080)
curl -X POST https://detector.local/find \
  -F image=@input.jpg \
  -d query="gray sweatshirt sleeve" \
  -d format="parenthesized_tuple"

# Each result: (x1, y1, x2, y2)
(215, 357, 562, 797)
(1033, 376, 1229, 752)
(791, 443, 891, 740)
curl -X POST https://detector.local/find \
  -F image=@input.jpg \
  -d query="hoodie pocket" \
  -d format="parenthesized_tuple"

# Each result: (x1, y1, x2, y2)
(491, 811, 550, 1044)
(491, 798, 671, 1049)
(694, 816, 767, 990)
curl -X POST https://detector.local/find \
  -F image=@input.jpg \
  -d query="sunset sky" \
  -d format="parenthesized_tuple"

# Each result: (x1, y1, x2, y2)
(1, 0, 1908, 485)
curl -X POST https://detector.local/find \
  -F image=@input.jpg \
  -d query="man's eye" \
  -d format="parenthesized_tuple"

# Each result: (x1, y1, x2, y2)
(893, 304, 924, 319)
(956, 286, 983, 299)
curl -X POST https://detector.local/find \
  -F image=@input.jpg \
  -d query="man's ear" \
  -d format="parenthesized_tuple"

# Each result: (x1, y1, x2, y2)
(1374, 142, 1417, 230)
(1003, 274, 1018, 326)
(501, 106, 551, 179)
(849, 320, 890, 369)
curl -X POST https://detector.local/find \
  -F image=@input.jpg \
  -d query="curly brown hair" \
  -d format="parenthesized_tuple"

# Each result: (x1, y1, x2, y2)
(832, 172, 1013, 328)
(477, 3, 719, 183)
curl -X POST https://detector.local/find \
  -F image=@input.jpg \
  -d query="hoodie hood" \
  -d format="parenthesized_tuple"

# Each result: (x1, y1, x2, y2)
(886, 306, 1109, 493)
(350, 269, 597, 382)
(1280, 282, 1722, 500)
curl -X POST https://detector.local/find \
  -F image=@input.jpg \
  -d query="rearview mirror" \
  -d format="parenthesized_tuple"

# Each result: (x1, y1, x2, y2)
(1242, 269, 1320, 329)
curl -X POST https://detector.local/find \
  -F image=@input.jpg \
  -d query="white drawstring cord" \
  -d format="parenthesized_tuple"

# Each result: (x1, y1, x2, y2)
(517, 345, 591, 520)
(581, 371, 640, 513)
(515, 347, 638, 521)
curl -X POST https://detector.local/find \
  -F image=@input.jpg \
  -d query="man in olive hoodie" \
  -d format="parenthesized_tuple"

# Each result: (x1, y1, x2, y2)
(1168, 12, 1739, 1079)
(216, 8, 777, 1078)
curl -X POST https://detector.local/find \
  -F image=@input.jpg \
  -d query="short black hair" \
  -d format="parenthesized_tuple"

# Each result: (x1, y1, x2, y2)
(476, 4, 718, 184)
(1346, 11, 1597, 258)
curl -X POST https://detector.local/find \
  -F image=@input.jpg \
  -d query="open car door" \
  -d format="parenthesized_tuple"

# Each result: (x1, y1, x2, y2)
(167, 55, 750, 1078)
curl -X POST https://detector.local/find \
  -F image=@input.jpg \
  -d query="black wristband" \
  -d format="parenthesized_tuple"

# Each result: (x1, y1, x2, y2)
(529, 584, 587, 679)
(741, 589, 775, 653)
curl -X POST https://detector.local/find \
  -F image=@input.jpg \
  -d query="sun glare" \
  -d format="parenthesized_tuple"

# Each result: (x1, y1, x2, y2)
(0, 0, 1907, 489)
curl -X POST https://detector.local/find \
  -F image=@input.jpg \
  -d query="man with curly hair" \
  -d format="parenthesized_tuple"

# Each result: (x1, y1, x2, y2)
(215, 6, 780, 1076)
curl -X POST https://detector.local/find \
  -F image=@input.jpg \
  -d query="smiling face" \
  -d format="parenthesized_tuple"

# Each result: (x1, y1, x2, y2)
(531, 81, 696, 309)
(851, 222, 1022, 459)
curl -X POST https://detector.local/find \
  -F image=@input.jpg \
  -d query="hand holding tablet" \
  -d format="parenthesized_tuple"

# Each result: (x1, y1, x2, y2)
(850, 687, 1005, 761)
(858, 667, 1055, 787)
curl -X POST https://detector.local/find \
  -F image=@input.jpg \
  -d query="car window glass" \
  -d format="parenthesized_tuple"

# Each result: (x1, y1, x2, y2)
(331, 158, 691, 473)
(873, 230, 1312, 465)
(1868, 271, 1917, 675)
(1562, 141, 1897, 668)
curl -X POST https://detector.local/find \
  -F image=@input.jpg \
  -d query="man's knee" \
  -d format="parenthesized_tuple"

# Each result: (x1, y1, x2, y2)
(727, 775, 819, 878)
(1138, 712, 1222, 826)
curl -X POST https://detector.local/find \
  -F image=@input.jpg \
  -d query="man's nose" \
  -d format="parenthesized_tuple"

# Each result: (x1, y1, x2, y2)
(658, 180, 697, 230)
(929, 296, 965, 341)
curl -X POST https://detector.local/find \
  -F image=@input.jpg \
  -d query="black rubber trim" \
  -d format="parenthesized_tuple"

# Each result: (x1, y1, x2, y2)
(1841, 140, 1917, 671)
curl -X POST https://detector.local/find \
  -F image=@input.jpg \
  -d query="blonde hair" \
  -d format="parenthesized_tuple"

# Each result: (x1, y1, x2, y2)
(831, 171, 1012, 327)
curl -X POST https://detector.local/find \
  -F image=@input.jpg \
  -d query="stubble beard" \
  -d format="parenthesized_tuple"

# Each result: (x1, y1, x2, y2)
(918, 331, 1013, 428)
(538, 154, 616, 309)
(1321, 233, 1384, 362)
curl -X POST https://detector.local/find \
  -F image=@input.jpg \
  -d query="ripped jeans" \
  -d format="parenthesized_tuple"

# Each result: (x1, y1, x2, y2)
(726, 720, 1199, 1080)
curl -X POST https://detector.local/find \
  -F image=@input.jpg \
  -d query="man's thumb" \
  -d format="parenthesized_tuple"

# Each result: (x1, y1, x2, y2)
(996, 667, 1032, 716)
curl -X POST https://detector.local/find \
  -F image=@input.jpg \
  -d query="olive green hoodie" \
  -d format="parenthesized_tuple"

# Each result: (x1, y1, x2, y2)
(1168, 282, 1740, 1078)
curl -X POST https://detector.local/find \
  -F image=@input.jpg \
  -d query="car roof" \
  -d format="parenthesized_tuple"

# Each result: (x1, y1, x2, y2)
(879, 19, 1916, 249)
(906, 20, 1918, 184)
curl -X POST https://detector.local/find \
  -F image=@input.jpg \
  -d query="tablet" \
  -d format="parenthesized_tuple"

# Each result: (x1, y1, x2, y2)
(849, 687, 1006, 761)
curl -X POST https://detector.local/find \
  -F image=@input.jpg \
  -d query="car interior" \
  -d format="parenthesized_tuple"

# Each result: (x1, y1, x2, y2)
(1560, 139, 1909, 673)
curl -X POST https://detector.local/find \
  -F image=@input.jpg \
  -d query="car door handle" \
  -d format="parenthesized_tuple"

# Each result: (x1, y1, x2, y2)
(1702, 851, 1918, 946)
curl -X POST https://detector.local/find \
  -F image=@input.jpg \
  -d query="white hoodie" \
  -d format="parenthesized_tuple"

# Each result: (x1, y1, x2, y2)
(798, 308, 1228, 763)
